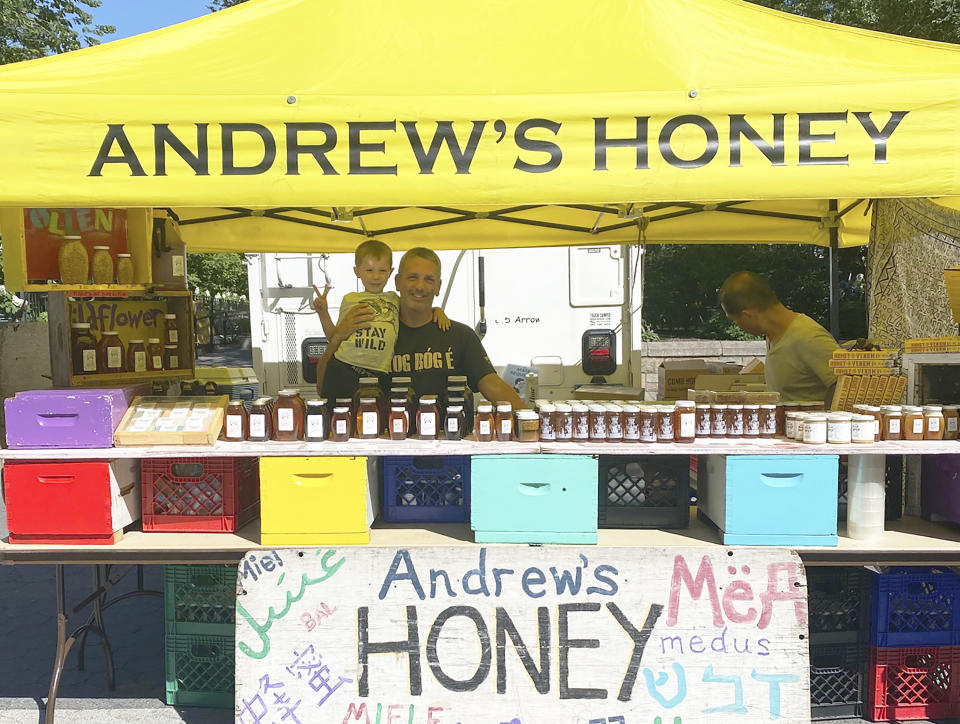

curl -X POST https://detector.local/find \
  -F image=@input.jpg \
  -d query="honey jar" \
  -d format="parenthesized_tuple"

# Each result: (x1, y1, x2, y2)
(903, 406, 924, 441)
(475, 403, 495, 442)
(944, 405, 959, 440)
(515, 410, 539, 442)
(495, 403, 514, 442)
(924, 405, 945, 441)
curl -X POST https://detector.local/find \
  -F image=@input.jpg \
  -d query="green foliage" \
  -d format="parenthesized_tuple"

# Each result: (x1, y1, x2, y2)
(642, 244, 867, 341)
(749, 0, 960, 43)
(187, 253, 249, 298)
(0, 0, 114, 64)
(207, 0, 248, 10)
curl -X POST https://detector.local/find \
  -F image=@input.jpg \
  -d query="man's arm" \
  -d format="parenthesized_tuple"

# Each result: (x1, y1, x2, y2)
(478, 372, 528, 409)
(315, 303, 374, 394)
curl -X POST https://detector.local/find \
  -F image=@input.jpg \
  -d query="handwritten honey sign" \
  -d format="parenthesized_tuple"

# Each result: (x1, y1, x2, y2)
(235, 547, 810, 724)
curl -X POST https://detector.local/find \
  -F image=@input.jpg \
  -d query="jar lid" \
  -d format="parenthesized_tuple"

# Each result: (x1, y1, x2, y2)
(886, 409, 903, 415)
(675, 400, 695, 408)
(903, 406, 923, 413)
(477, 402, 493, 411)
(226, 399, 246, 407)
(588, 404, 609, 412)
(448, 375, 467, 383)
(864, 406, 881, 412)
(165, 343, 178, 348)
(517, 410, 538, 420)
(117, 253, 131, 258)
(336, 397, 352, 403)
(923, 405, 943, 412)
(711, 404, 727, 409)
(852, 414, 875, 421)
(656, 405, 675, 412)
(729, 404, 743, 410)
(807, 415, 828, 422)
(786, 411, 801, 418)
(539, 403, 556, 412)
(799, 401, 821, 407)
(945, 405, 960, 411)
(639, 406, 658, 413)
(164, 313, 177, 319)
(420, 395, 438, 402)
(358, 377, 379, 384)
(102, 330, 119, 335)
(621, 404, 640, 412)
(254, 396, 272, 404)
(92, 245, 110, 250)
(827, 414, 850, 421)
(390, 405, 406, 411)
(129, 339, 144, 343)
(333, 406, 350, 412)
(744, 403, 759, 408)
(496, 403, 513, 412)
(603, 403, 622, 410)
(572, 404, 588, 412)
(71, 322, 91, 328)
(306, 399, 327, 406)
(64, 235, 82, 240)
(881, 405, 901, 411)
(448, 405, 463, 412)
(359, 397, 377, 403)
(393, 376, 412, 382)
(760, 404, 777, 409)
(696, 403, 711, 409)
(147, 337, 160, 343)
(555, 403, 572, 412)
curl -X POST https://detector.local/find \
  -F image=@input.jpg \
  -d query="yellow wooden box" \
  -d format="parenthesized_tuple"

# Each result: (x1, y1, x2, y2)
(259, 456, 378, 545)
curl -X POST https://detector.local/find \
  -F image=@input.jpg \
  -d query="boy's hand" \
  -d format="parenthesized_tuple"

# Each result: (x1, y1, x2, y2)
(311, 284, 330, 316)
(432, 306, 451, 331)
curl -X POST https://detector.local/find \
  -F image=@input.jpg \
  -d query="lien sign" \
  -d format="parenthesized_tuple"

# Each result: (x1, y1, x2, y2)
(235, 546, 810, 724)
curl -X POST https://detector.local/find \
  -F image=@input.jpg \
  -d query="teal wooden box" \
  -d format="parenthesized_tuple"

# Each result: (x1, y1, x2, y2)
(696, 454, 839, 546)
(470, 454, 598, 544)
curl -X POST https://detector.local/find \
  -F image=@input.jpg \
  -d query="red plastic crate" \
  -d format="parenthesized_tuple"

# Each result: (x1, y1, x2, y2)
(868, 646, 960, 721)
(142, 457, 259, 533)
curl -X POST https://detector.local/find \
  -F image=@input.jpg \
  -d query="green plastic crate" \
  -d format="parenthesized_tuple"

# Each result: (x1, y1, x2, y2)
(164, 564, 236, 636)
(165, 632, 234, 709)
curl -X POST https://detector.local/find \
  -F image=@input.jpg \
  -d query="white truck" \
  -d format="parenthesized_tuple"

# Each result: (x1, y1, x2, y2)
(247, 245, 643, 400)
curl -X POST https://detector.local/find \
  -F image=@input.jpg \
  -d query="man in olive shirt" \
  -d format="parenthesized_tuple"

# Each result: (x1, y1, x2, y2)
(719, 271, 839, 406)
(318, 247, 525, 408)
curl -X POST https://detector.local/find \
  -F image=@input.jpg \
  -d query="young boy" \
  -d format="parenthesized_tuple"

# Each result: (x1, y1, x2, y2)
(312, 239, 449, 385)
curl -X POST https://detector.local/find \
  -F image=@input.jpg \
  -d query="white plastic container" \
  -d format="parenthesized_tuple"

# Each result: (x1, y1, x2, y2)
(846, 455, 885, 541)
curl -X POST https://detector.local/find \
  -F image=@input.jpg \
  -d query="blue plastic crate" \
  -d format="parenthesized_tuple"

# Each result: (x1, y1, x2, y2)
(382, 456, 470, 523)
(870, 567, 960, 647)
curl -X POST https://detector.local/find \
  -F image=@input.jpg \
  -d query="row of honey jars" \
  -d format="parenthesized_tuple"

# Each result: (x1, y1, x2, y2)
(698, 403, 781, 439)
(71, 322, 181, 375)
(224, 392, 307, 442)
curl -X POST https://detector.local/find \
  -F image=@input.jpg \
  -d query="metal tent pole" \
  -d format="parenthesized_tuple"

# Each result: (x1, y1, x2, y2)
(828, 199, 841, 339)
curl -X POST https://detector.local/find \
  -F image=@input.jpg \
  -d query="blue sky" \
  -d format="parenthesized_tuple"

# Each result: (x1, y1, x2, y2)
(91, 0, 213, 42)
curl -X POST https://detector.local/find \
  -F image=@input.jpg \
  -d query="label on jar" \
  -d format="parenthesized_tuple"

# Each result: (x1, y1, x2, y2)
(82, 349, 97, 372)
(479, 420, 491, 436)
(447, 417, 460, 434)
(851, 421, 872, 442)
(679, 413, 695, 438)
(500, 419, 511, 435)
(420, 413, 436, 436)
(133, 351, 147, 372)
(168, 329, 179, 344)
(168, 355, 179, 369)
(912, 418, 924, 435)
(949, 417, 959, 432)
(827, 422, 850, 443)
(152, 355, 163, 369)
(226, 416, 242, 439)
(889, 418, 901, 434)
(362, 412, 378, 434)
(392, 418, 405, 433)
(107, 346, 122, 368)
(874, 419, 880, 436)
(307, 415, 324, 439)
(335, 419, 347, 435)
(172, 255, 185, 277)
(278, 408, 294, 432)
(804, 423, 827, 444)
(250, 414, 266, 438)
(928, 417, 941, 432)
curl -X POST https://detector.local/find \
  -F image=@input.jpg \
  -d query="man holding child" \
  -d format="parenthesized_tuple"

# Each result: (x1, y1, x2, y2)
(315, 243, 525, 409)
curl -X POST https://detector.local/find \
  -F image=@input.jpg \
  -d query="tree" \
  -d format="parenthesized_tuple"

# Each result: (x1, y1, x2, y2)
(207, 0, 248, 10)
(0, 0, 114, 64)
(187, 252, 250, 298)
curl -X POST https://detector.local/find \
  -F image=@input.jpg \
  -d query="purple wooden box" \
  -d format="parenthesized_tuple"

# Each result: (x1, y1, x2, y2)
(921, 454, 960, 523)
(4, 386, 146, 449)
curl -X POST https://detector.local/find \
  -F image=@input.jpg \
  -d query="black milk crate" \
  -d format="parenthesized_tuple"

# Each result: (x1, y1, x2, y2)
(382, 456, 471, 523)
(810, 642, 867, 720)
(598, 455, 690, 529)
(808, 566, 871, 646)
(837, 454, 903, 521)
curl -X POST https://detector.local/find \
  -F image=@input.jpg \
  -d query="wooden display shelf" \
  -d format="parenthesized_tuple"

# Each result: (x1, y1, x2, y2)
(1, 437, 957, 460)
(4, 516, 960, 566)
(15, 284, 148, 296)
(66, 368, 192, 387)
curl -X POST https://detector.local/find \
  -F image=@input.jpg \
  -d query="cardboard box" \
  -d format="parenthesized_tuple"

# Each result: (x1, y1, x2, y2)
(658, 360, 710, 400)
(706, 361, 743, 375)
(574, 385, 645, 402)
(693, 374, 765, 392)
(741, 357, 765, 374)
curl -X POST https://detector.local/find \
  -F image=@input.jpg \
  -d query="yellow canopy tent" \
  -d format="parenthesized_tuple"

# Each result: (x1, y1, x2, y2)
(1, 0, 957, 252)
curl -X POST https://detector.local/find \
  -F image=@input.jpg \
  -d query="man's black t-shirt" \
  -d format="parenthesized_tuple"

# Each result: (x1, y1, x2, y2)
(391, 320, 496, 396)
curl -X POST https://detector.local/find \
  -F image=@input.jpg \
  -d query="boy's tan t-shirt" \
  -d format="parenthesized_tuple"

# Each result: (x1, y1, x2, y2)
(333, 291, 400, 373)
(765, 313, 839, 404)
